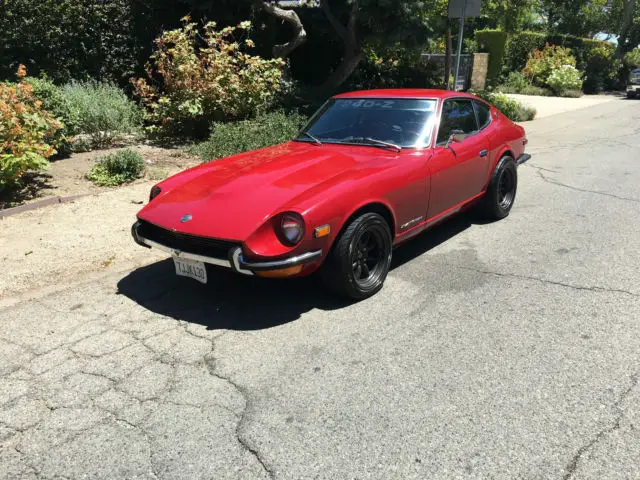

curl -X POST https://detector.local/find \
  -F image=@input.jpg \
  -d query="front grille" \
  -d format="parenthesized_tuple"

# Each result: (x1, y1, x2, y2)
(137, 220, 239, 259)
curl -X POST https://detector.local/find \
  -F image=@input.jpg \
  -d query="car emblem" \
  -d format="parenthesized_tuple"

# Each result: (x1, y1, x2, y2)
(180, 214, 192, 223)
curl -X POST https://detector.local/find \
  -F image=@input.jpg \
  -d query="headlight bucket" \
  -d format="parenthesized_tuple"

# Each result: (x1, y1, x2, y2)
(149, 186, 162, 202)
(279, 212, 305, 246)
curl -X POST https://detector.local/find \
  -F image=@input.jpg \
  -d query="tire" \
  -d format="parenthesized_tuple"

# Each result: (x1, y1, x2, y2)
(322, 212, 392, 300)
(479, 155, 518, 221)
(628, 92, 636, 99)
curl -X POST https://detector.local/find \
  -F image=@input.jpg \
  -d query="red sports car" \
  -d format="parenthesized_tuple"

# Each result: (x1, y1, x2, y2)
(132, 89, 530, 299)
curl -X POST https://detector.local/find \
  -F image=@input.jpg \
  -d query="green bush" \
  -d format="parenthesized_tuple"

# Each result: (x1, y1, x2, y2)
(523, 44, 577, 88)
(504, 32, 547, 73)
(24, 76, 74, 155)
(61, 81, 142, 148)
(0, 70, 62, 190)
(624, 49, 640, 68)
(87, 149, 146, 186)
(0, 0, 141, 84)
(471, 90, 536, 122)
(496, 71, 553, 95)
(504, 32, 621, 93)
(190, 111, 308, 162)
(347, 46, 444, 91)
(547, 65, 583, 95)
(133, 20, 284, 138)
(476, 29, 508, 85)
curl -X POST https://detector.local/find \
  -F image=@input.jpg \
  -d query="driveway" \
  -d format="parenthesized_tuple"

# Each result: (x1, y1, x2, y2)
(1, 98, 639, 479)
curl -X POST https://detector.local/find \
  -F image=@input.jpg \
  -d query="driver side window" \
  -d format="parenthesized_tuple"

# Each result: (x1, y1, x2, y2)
(436, 99, 479, 145)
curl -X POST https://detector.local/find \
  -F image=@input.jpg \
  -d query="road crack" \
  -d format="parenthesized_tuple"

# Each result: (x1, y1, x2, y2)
(535, 170, 640, 204)
(204, 335, 275, 480)
(562, 373, 639, 480)
(443, 264, 639, 297)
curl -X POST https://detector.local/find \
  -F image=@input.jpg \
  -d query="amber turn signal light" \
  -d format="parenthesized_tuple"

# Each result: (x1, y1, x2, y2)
(256, 265, 303, 278)
(314, 225, 331, 238)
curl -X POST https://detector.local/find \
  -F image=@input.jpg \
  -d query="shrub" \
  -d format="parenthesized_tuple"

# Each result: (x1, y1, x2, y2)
(133, 19, 285, 138)
(0, 67, 62, 190)
(0, 0, 141, 84)
(347, 46, 444, 91)
(501, 71, 529, 91)
(471, 90, 536, 122)
(583, 43, 622, 93)
(61, 81, 142, 149)
(24, 76, 74, 154)
(475, 29, 508, 85)
(624, 49, 640, 68)
(189, 111, 307, 162)
(504, 32, 547, 73)
(87, 149, 146, 186)
(496, 72, 552, 96)
(547, 65, 583, 95)
(523, 44, 577, 87)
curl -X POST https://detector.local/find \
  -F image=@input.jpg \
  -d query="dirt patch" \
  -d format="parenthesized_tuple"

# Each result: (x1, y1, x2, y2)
(0, 144, 201, 209)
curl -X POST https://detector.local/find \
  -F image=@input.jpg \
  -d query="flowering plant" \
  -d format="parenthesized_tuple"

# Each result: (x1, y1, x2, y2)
(0, 66, 62, 189)
(133, 18, 285, 137)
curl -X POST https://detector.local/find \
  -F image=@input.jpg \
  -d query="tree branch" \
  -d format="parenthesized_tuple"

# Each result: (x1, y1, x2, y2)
(254, 0, 307, 58)
(320, 0, 349, 42)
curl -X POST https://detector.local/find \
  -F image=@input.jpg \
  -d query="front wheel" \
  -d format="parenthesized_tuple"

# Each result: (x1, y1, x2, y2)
(479, 156, 518, 220)
(322, 212, 392, 300)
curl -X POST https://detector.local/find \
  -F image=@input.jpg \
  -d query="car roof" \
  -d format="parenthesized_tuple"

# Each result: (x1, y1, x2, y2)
(333, 89, 479, 100)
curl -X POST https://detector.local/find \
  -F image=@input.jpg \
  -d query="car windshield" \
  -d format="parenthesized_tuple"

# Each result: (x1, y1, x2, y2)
(296, 98, 438, 149)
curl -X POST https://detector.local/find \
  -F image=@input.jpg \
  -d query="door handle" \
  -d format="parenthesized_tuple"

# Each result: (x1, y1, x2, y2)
(479, 149, 488, 157)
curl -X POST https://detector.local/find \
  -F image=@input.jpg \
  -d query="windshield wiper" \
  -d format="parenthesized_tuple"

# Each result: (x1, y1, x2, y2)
(343, 137, 402, 152)
(296, 132, 322, 145)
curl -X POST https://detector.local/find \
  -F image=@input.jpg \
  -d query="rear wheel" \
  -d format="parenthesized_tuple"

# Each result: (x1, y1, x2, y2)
(322, 212, 392, 300)
(479, 156, 518, 220)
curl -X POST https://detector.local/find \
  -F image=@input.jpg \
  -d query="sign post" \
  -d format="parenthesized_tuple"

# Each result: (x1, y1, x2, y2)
(448, 0, 481, 91)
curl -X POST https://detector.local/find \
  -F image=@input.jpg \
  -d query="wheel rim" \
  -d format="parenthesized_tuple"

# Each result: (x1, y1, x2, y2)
(351, 228, 388, 289)
(497, 168, 516, 210)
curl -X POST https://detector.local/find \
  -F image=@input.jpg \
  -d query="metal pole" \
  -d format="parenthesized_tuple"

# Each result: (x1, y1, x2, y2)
(454, 14, 465, 91)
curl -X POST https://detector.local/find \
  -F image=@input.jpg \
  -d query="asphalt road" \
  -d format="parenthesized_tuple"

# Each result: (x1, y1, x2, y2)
(1, 99, 639, 480)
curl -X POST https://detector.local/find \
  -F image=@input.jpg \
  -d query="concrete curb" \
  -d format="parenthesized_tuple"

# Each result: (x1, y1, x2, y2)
(0, 194, 91, 219)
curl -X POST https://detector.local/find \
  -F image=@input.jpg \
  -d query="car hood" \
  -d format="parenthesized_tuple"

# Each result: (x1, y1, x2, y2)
(138, 142, 365, 241)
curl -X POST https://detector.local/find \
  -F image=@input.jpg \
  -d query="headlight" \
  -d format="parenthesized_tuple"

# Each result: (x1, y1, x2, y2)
(149, 186, 161, 202)
(280, 212, 305, 246)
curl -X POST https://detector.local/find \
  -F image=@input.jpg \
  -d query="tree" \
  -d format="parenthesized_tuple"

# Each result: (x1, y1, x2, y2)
(253, 1, 308, 58)
(318, 0, 430, 92)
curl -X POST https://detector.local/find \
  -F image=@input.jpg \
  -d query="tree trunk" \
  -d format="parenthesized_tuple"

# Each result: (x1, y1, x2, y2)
(616, 0, 637, 56)
(254, 0, 307, 59)
(321, 49, 363, 93)
(319, 0, 361, 92)
(444, 25, 452, 90)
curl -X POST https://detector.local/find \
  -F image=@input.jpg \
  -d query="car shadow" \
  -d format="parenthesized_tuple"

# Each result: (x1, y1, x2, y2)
(117, 212, 482, 331)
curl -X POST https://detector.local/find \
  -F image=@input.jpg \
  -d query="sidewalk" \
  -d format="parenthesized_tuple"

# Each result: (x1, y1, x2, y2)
(506, 93, 620, 119)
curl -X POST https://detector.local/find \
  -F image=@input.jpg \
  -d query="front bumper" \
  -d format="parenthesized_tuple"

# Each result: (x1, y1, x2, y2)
(131, 220, 322, 276)
(516, 153, 531, 166)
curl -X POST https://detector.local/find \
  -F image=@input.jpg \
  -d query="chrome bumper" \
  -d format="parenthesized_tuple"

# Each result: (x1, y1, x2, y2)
(516, 153, 531, 166)
(131, 221, 322, 276)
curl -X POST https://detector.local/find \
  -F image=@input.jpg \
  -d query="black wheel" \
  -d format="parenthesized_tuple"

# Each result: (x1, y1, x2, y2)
(628, 92, 636, 99)
(322, 212, 392, 300)
(479, 156, 518, 220)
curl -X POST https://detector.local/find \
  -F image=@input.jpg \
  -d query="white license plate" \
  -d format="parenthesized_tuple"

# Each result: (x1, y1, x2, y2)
(173, 257, 207, 284)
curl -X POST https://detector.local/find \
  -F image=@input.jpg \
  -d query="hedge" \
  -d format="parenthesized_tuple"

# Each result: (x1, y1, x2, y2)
(475, 29, 508, 85)
(503, 31, 621, 93)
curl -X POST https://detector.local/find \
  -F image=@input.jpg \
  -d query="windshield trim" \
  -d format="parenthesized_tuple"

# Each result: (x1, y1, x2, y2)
(295, 97, 440, 151)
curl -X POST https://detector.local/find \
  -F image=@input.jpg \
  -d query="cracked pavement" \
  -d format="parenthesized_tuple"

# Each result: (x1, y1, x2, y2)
(1, 99, 640, 479)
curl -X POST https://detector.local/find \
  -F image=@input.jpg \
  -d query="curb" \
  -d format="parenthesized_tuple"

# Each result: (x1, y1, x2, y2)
(0, 194, 91, 219)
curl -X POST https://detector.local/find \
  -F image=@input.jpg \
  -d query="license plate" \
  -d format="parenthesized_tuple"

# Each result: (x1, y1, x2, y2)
(173, 257, 207, 284)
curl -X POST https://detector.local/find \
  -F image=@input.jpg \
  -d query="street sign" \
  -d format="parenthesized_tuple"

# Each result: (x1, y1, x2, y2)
(448, 0, 481, 19)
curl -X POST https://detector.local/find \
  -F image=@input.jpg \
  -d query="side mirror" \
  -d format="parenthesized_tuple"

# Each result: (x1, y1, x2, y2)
(445, 129, 466, 152)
